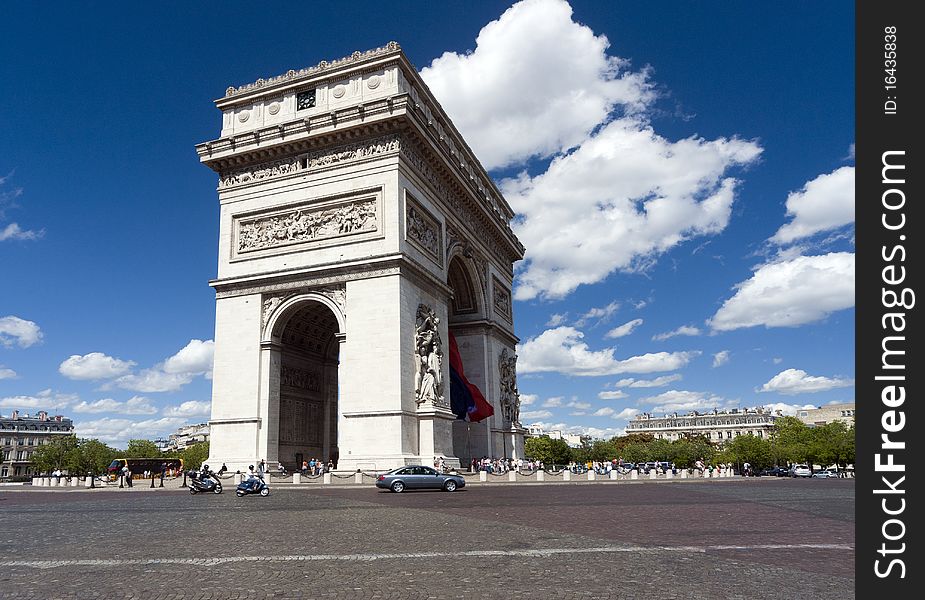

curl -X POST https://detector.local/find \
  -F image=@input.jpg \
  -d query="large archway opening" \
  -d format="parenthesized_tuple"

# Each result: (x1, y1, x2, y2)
(275, 301, 340, 470)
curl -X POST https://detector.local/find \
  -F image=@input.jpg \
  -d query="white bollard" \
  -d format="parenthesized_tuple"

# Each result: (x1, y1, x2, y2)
(31, 477, 38, 486)
(45, 477, 52, 487)
(71, 476, 78, 486)
(479, 471, 487, 482)
(631, 470, 639, 480)
(84, 476, 92, 488)
(563, 470, 571, 481)
(508, 471, 517, 482)
(681, 469, 688, 479)
(649, 469, 657, 480)
(610, 470, 618, 480)
(234, 473, 242, 485)
(588, 470, 596, 481)
(537, 470, 545, 482)
(323, 473, 332, 485)
(354, 472, 363, 484)
(666, 470, 674, 479)
(293, 472, 301, 485)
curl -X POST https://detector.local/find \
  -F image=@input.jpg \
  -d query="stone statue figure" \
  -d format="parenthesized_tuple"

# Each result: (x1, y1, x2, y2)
(414, 304, 444, 405)
(499, 348, 521, 426)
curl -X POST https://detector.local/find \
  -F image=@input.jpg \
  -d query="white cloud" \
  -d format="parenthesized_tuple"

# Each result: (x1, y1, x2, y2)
(605, 318, 643, 339)
(712, 351, 731, 368)
(593, 407, 615, 417)
(613, 408, 640, 421)
(597, 390, 628, 400)
(506, 119, 762, 300)
(773, 357, 783, 365)
(709, 252, 855, 331)
(162, 339, 214, 375)
(639, 390, 728, 413)
(420, 0, 656, 170)
(652, 325, 701, 341)
(74, 416, 189, 448)
(574, 301, 621, 327)
(71, 396, 158, 415)
(517, 326, 699, 376)
(0, 389, 77, 410)
(162, 400, 212, 418)
(0, 222, 44, 241)
(113, 370, 194, 393)
(59, 352, 136, 380)
(519, 393, 537, 406)
(568, 400, 591, 410)
(0, 365, 16, 379)
(542, 397, 564, 408)
(0, 316, 42, 348)
(758, 368, 855, 395)
(521, 409, 554, 421)
(546, 313, 568, 327)
(771, 167, 855, 245)
(614, 374, 683, 388)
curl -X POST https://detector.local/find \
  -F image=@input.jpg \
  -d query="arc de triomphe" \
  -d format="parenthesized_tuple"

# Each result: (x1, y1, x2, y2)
(196, 43, 525, 472)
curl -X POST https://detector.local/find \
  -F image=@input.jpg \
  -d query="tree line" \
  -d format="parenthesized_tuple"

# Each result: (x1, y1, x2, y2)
(524, 417, 855, 471)
(29, 436, 210, 476)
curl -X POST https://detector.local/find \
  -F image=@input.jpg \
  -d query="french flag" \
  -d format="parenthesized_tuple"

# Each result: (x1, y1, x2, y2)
(448, 332, 494, 422)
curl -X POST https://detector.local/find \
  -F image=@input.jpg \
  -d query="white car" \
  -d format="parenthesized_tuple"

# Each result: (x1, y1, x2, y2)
(812, 468, 839, 478)
(790, 464, 812, 478)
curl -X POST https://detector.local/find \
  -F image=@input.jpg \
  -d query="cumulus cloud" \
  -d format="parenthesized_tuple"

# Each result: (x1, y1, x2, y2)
(420, 0, 656, 170)
(59, 352, 136, 380)
(613, 408, 641, 421)
(518, 393, 537, 406)
(506, 120, 762, 300)
(162, 400, 212, 418)
(546, 313, 568, 327)
(771, 167, 855, 245)
(598, 390, 628, 400)
(758, 368, 855, 395)
(638, 390, 729, 413)
(652, 325, 701, 341)
(614, 374, 683, 388)
(71, 396, 158, 415)
(0, 389, 78, 410)
(0, 222, 44, 241)
(113, 370, 195, 394)
(111, 339, 215, 393)
(605, 318, 643, 339)
(0, 316, 42, 348)
(593, 407, 616, 417)
(74, 416, 189, 448)
(574, 301, 621, 327)
(162, 339, 214, 375)
(709, 252, 855, 331)
(712, 351, 731, 368)
(0, 365, 16, 379)
(521, 409, 554, 421)
(542, 397, 564, 408)
(517, 326, 699, 376)
(568, 400, 591, 410)
(762, 402, 818, 416)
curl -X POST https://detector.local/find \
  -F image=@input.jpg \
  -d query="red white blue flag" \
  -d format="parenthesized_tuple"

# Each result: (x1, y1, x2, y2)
(448, 332, 494, 422)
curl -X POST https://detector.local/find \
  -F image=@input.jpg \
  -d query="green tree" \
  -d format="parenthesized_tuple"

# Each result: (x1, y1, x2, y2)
(770, 417, 812, 465)
(720, 434, 773, 471)
(648, 438, 672, 462)
(69, 439, 119, 476)
(588, 439, 616, 462)
(125, 439, 163, 458)
(621, 443, 648, 464)
(180, 441, 210, 471)
(612, 433, 655, 455)
(30, 435, 79, 473)
(524, 436, 572, 466)
(811, 421, 855, 470)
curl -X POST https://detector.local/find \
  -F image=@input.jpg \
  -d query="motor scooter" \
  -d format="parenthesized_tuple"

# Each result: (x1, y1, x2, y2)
(188, 470, 223, 494)
(236, 476, 270, 497)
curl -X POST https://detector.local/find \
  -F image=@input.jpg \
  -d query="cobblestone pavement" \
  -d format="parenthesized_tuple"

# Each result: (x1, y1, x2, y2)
(0, 478, 854, 599)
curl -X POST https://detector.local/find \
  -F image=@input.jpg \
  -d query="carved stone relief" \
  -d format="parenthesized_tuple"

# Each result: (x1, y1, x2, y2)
(492, 277, 512, 322)
(281, 365, 323, 392)
(237, 198, 376, 254)
(414, 304, 446, 407)
(262, 295, 286, 330)
(499, 348, 520, 427)
(405, 196, 442, 266)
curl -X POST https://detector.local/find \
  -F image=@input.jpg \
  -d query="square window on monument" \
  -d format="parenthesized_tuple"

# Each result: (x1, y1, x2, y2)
(297, 89, 316, 110)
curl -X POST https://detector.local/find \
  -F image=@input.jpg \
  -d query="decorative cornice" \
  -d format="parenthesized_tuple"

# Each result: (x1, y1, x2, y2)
(224, 42, 401, 99)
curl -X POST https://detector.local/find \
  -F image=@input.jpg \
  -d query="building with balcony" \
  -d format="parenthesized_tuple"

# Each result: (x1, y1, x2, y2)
(625, 407, 782, 443)
(159, 423, 210, 452)
(797, 402, 855, 427)
(0, 410, 75, 478)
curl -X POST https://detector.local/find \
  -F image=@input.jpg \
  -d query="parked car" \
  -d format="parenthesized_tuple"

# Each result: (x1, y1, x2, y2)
(760, 466, 790, 477)
(812, 468, 839, 478)
(375, 465, 465, 493)
(790, 464, 812, 478)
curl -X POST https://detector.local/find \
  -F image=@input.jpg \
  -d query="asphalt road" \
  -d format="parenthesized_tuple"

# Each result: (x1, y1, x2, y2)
(0, 478, 854, 599)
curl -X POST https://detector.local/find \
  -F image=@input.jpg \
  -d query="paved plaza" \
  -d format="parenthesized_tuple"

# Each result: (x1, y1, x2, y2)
(0, 478, 854, 599)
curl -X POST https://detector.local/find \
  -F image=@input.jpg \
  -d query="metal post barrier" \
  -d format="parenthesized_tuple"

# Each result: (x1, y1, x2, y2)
(150, 472, 155, 488)
(180, 471, 187, 488)
(537, 470, 545, 482)
(89, 473, 95, 488)
(119, 475, 124, 488)
(159, 471, 165, 488)
(293, 472, 301, 485)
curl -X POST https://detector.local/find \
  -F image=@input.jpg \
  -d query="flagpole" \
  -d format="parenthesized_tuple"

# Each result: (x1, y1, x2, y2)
(466, 422, 472, 471)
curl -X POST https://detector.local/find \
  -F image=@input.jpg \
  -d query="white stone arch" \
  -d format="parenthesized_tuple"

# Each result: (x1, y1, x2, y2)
(263, 292, 346, 344)
(445, 249, 486, 320)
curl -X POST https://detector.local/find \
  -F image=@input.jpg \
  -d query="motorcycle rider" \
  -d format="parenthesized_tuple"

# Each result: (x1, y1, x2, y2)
(245, 464, 260, 491)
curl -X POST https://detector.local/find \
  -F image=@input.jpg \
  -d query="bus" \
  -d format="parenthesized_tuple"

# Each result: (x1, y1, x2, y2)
(107, 458, 184, 481)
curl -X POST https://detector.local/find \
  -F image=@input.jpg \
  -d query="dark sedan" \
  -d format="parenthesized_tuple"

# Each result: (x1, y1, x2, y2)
(375, 465, 466, 493)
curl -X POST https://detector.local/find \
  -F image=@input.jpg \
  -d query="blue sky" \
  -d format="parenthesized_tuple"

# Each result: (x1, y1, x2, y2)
(1, 1, 855, 446)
